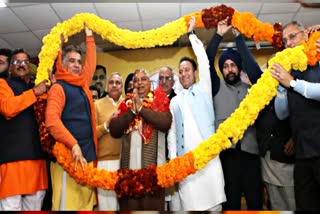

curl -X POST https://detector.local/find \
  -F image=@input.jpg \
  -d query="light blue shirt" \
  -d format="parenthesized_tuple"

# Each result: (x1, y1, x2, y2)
(275, 73, 320, 120)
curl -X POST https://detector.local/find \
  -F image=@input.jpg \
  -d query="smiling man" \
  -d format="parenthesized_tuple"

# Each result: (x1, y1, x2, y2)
(45, 26, 97, 210)
(109, 68, 172, 211)
(167, 17, 226, 211)
(0, 49, 48, 210)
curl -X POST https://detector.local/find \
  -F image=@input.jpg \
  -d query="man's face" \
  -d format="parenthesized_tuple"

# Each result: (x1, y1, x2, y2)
(282, 24, 307, 48)
(90, 90, 99, 102)
(10, 53, 30, 78)
(63, 51, 82, 76)
(179, 61, 196, 89)
(108, 74, 122, 101)
(133, 71, 151, 97)
(126, 80, 134, 94)
(159, 69, 175, 95)
(0, 55, 9, 75)
(222, 59, 241, 85)
(92, 68, 106, 94)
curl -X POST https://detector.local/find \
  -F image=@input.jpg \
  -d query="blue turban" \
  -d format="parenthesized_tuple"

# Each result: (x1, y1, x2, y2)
(218, 48, 242, 72)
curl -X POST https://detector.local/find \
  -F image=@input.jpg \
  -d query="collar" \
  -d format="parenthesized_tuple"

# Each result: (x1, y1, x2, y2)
(107, 95, 122, 106)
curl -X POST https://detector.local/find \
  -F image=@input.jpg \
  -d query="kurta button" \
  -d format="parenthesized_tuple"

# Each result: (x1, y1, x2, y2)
(182, 134, 184, 138)
(182, 145, 184, 148)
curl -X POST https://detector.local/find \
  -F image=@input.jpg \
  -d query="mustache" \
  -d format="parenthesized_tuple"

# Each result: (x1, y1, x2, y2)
(95, 82, 103, 88)
(17, 66, 26, 71)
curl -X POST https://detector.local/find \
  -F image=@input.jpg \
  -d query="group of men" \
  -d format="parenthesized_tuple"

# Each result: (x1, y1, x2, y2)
(1, 16, 320, 212)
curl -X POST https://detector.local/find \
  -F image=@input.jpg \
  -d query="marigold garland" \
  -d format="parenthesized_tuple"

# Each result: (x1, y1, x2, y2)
(115, 164, 162, 198)
(34, 5, 320, 197)
(201, 5, 235, 28)
(33, 94, 55, 159)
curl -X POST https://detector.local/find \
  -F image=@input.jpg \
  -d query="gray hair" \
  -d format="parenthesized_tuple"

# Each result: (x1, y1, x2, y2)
(108, 72, 123, 84)
(159, 66, 174, 77)
(281, 20, 305, 34)
(62, 45, 82, 63)
(133, 68, 150, 78)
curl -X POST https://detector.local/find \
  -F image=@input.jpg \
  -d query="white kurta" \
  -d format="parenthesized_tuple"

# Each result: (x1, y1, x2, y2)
(129, 125, 166, 169)
(178, 90, 225, 210)
(167, 33, 226, 211)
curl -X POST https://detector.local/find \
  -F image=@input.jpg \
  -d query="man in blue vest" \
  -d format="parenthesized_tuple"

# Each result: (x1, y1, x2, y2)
(272, 20, 320, 211)
(46, 26, 97, 210)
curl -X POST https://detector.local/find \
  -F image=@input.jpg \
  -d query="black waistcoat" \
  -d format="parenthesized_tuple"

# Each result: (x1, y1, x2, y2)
(289, 65, 320, 159)
(0, 77, 45, 164)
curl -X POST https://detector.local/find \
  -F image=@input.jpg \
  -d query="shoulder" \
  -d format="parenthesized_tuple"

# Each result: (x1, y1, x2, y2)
(240, 82, 251, 89)
(47, 83, 65, 99)
(49, 82, 64, 92)
(0, 78, 8, 87)
(170, 95, 179, 105)
(95, 97, 109, 107)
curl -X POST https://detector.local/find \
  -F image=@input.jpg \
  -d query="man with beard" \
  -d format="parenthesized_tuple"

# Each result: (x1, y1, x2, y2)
(206, 17, 263, 210)
(91, 65, 107, 98)
(0, 48, 48, 210)
(0, 48, 12, 79)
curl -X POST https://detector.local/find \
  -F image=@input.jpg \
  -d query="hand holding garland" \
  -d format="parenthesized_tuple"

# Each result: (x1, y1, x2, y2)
(305, 24, 320, 35)
(316, 39, 320, 53)
(71, 143, 87, 171)
(188, 16, 196, 33)
(217, 17, 232, 37)
(269, 63, 294, 88)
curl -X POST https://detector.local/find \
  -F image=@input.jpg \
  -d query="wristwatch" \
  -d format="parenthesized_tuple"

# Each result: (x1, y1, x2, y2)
(289, 79, 297, 89)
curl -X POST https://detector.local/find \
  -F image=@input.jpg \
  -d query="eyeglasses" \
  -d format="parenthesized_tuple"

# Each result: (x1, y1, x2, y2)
(11, 59, 29, 65)
(159, 76, 173, 81)
(282, 31, 304, 46)
(92, 74, 106, 81)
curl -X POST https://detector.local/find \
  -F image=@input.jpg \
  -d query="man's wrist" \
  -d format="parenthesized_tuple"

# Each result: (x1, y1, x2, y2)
(187, 30, 195, 36)
(72, 143, 79, 152)
(289, 79, 297, 89)
(32, 88, 37, 96)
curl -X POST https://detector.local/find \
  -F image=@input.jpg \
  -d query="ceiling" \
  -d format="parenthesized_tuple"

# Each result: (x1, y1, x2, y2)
(1, 1, 320, 57)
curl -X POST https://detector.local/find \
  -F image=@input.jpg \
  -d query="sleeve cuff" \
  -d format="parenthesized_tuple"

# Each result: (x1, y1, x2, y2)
(293, 79, 305, 94)
(187, 30, 196, 36)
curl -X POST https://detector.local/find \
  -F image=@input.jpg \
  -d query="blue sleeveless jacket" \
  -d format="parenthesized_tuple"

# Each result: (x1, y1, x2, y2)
(58, 81, 96, 162)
